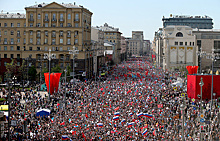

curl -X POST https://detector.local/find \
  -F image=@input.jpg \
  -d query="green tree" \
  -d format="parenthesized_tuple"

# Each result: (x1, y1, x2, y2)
(28, 66, 37, 81)
(51, 65, 62, 73)
(5, 59, 18, 81)
(41, 68, 49, 83)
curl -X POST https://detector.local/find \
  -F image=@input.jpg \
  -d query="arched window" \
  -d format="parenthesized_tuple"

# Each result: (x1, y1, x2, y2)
(176, 32, 183, 37)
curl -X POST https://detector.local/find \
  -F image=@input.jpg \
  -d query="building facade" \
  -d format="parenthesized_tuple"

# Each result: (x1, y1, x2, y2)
(120, 36, 127, 62)
(162, 15, 213, 29)
(127, 31, 144, 57)
(193, 29, 220, 73)
(162, 26, 196, 71)
(0, 2, 93, 81)
(96, 23, 122, 64)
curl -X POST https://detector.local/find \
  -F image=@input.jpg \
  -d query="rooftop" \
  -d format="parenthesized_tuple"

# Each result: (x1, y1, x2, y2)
(97, 23, 120, 32)
(25, 2, 80, 9)
(163, 15, 212, 19)
(192, 29, 220, 32)
(0, 13, 26, 18)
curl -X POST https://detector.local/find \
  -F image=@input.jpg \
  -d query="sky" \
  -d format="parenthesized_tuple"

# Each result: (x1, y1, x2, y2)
(1, 0, 220, 41)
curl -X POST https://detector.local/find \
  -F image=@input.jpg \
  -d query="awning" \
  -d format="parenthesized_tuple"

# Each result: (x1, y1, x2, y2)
(0, 105, 8, 111)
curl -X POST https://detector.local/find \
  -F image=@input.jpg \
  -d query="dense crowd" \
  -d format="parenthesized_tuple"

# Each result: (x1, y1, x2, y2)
(1, 58, 220, 141)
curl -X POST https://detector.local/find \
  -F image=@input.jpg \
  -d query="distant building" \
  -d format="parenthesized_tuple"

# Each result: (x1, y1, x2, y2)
(162, 15, 213, 29)
(120, 36, 127, 61)
(127, 31, 144, 57)
(96, 23, 122, 64)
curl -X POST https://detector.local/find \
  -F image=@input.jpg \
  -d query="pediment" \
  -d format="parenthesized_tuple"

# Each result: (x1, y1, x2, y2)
(43, 2, 65, 8)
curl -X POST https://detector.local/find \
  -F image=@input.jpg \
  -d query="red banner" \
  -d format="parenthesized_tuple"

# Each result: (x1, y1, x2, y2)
(44, 73, 62, 94)
(187, 75, 220, 99)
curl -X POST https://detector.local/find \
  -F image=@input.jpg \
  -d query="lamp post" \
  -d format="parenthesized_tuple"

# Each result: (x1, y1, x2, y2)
(198, 77, 204, 141)
(196, 50, 206, 74)
(180, 103, 186, 141)
(69, 46, 79, 85)
(64, 69, 67, 112)
(44, 49, 56, 102)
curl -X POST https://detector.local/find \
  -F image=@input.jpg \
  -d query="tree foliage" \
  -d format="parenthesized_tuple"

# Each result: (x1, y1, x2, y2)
(51, 65, 62, 73)
(5, 59, 18, 80)
(28, 66, 37, 81)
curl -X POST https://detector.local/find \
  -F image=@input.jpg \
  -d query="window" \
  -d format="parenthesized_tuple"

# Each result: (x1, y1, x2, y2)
(24, 23, 26, 27)
(67, 47, 70, 51)
(37, 38, 40, 45)
(67, 31, 71, 37)
(11, 23, 14, 27)
(30, 38, 33, 43)
(75, 13, 79, 20)
(17, 62, 20, 66)
(52, 23, 56, 27)
(4, 54, 7, 58)
(67, 23, 71, 27)
(3, 38, 7, 44)
(52, 31, 56, 37)
(45, 23, 48, 27)
(56, 47, 59, 51)
(74, 31, 78, 36)
(4, 23, 7, 27)
(38, 14, 41, 19)
(0, 23, 1, 27)
(52, 47, 55, 51)
(37, 23, 41, 27)
(17, 54, 20, 59)
(45, 38, 48, 44)
(10, 46, 14, 51)
(68, 14, 71, 19)
(17, 38, 20, 43)
(67, 39, 71, 45)
(24, 38, 26, 44)
(60, 31, 63, 36)
(37, 47, 40, 51)
(60, 23, 63, 27)
(17, 31, 20, 37)
(52, 39, 55, 45)
(176, 32, 183, 37)
(45, 46, 48, 51)
(4, 46, 7, 51)
(30, 23, 33, 27)
(4, 31, 7, 35)
(17, 23, 20, 27)
(24, 31, 26, 35)
(60, 47, 63, 51)
(75, 23, 79, 27)
(11, 38, 14, 44)
(37, 31, 41, 37)
(52, 13, 56, 20)
(45, 13, 48, 20)
(45, 31, 48, 36)
(190, 42, 191, 46)
(193, 42, 194, 46)
(30, 13, 33, 19)
(185, 42, 187, 46)
(60, 14, 63, 20)
(17, 46, 20, 50)
(180, 42, 183, 45)
(23, 46, 26, 51)
(11, 54, 14, 59)
(11, 31, 14, 35)
(29, 47, 32, 51)
(175, 42, 178, 45)
(60, 39, 63, 44)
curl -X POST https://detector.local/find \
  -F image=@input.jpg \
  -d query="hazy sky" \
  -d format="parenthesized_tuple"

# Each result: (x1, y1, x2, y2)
(1, 0, 220, 41)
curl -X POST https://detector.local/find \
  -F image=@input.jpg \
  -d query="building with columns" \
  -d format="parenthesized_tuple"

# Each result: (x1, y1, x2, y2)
(0, 2, 93, 81)
(162, 26, 196, 71)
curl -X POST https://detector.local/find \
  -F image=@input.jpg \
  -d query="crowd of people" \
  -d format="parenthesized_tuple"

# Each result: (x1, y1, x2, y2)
(0, 57, 220, 141)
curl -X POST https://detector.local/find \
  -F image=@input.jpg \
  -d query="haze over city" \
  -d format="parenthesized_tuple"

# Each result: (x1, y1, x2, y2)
(1, 0, 220, 40)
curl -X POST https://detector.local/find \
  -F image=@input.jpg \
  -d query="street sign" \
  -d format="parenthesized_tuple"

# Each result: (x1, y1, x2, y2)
(11, 120, 17, 126)
(200, 118, 205, 123)
(181, 93, 185, 97)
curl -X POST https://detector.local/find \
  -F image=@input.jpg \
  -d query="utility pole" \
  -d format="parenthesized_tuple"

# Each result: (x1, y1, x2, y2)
(69, 46, 79, 85)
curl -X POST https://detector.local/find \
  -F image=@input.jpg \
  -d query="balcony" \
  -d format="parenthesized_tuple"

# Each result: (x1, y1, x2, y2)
(52, 42, 56, 45)
(52, 35, 56, 38)
(67, 42, 71, 45)
(59, 18, 64, 22)
(74, 19, 79, 22)
(36, 42, 41, 45)
(37, 34, 41, 38)
(67, 35, 71, 38)
(28, 19, 34, 22)
(44, 18, 49, 22)
(10, 42, 14, 45)
(51, 19, 57, 22)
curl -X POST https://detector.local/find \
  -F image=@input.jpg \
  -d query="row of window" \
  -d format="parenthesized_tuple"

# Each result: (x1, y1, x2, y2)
(32, 13, 79, 21)
(29, 38, 78, 45)
(105, 33, 116, 35)
(0, 46, 76, 51)
(33, 30, 78, 37)
(174, 41, 195, 46)
(0, 54, 20, 59)
(0, 23, 23, 27)
(31, 22, 80, 28)
(0, 30, 23, 36)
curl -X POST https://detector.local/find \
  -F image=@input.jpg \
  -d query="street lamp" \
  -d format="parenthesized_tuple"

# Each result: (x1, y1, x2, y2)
(180, 103, 186, 141)
(69, 46, 79, 85)
(44, 49, 56, 102)
(196, 50, 206, 74)
(64, 69, 67, 112)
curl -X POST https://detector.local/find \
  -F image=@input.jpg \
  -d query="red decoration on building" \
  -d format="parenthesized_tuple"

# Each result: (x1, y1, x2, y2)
(44, 73, 62, 94)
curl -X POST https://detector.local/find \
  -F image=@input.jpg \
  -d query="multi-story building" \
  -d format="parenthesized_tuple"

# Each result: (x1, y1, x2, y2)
(91, 27, 105, 78)
(162, 26, 196, 71)
(152, 28, 163, 67)
(127, 31, 144, 57)
(162, 15, 213, 29)
(143, 40, 151, 56)
(96, 23, 122, 64)
(120, 36, 127, 62)
(0, 2, 93, 81)
(193, 29, 220, 73)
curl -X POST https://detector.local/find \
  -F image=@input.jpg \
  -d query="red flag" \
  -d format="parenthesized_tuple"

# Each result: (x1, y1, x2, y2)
(82, 132, 86, 141)
(100, 88, 104, 91)
(114, 107, 119, 111)
(85, 114, 88, 118)
(60, 122, 65, 125)
(57, 103, 60, 107)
